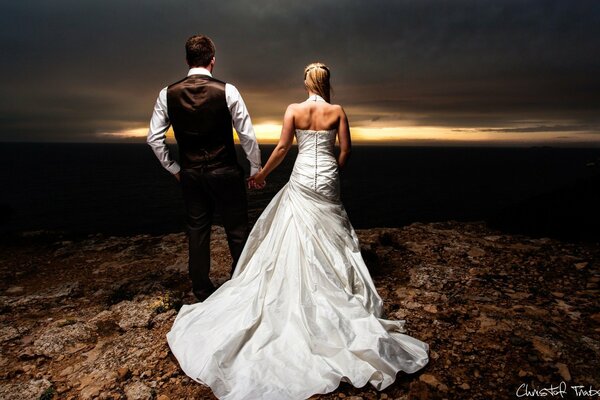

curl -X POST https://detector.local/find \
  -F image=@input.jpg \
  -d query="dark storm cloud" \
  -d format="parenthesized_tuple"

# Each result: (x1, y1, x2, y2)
(451, 124, 600, 138)
(0, 0, 599, 141)
(478, 125, 600, 133)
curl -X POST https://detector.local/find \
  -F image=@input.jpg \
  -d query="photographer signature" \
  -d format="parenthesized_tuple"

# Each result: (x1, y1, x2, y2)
(516, 381, 599, 397)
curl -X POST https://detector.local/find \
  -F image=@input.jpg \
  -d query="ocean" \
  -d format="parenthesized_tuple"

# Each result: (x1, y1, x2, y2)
(1, 142, 599, 241)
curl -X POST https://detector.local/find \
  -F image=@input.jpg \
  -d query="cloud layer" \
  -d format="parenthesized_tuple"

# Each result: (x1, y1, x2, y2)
(1, 0, 599, 142)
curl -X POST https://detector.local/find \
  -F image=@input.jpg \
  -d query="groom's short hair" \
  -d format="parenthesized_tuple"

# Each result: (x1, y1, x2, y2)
(186, 35, 215, 67)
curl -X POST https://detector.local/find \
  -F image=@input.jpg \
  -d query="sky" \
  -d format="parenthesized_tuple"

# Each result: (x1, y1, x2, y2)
(1, 0, 599, 146)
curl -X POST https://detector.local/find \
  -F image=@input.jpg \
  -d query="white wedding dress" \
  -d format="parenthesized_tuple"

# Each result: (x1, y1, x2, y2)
(166, 128, 430, 400)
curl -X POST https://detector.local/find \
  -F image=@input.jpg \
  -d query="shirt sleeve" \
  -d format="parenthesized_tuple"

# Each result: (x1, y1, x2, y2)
(225, 83, 262, 176)
(146, 87, 181, 175)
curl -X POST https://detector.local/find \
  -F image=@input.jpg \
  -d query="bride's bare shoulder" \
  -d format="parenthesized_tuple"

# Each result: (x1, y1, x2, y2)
(329, 103, 346, 116)
(284, 102, 303, 116)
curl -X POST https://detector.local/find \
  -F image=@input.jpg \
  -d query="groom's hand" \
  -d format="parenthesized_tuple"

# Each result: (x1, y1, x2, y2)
(246, 176, 266, 190)
(174, 172, 181, 182)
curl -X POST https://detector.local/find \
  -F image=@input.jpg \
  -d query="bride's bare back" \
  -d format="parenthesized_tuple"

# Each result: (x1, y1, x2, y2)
(290, 99, 344, 131)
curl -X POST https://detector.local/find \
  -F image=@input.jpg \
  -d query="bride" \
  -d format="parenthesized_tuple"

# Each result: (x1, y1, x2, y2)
(166, 62, 429, 400)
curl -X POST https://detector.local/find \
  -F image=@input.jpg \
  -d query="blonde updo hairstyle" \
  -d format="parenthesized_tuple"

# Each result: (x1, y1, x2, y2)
(304, 62, 331, 103)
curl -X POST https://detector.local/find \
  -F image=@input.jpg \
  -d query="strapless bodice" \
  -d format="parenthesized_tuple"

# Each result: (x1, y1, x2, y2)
(291, 129, 339, 201)
(295, 129, 337, 157)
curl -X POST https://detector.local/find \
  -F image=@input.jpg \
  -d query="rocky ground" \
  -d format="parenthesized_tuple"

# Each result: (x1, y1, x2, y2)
(0, 221, 599, 400)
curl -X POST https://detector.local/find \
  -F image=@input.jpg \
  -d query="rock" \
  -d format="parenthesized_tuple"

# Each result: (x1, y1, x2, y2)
(124, 380, 154, 400)
(554, 299, 580, 320)
(419, 373, 444, 390)
(408, 380, 432, 400)
(555, 363, 571, 381)
(55, 383, 70, 395)
(522, 305, 550, 318)
(5, 286, 25, 295)
(152, 309, 177, 326)
(87, 310, 119, 335)
(476, 314, 497, 333)
(77, 369, 116, 399)
(575, 262, 588, 270)
(111, 300, 156, 331)
(80, 384, 101, 399)
(423, 304, 438, 313)
(508, 243, 540, 252)
(0, 326, 21, 343)
(165, 260, 187, 273)
(531, 337, 557, 361)
(518, 369, 529, 377)
(141, 369, 152, 378)
(506, 291, 530, 300)
(158, 371, 170, 382)
(509, 336, 528, 347)
(405, 241, 428, 254)
(9, 282, 81, 308)
(59, 365, 76, 377)
(32, 322, 95, 357)
(459, 382, 471, 390)
(409, 272, 430, 288)
(484, 235, 502, 241)
(465, 295, 494, 302)
(402, 300, 422, 310)
(467, 247, 485, 257)
(118, 367, 132, 381)
(0, 378, 52, 400)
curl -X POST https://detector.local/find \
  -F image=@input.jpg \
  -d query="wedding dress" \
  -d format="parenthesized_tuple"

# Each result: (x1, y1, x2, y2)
(167, 126, 430, 400)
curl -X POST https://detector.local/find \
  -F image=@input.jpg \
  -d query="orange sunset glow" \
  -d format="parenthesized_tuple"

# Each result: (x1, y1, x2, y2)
(98, 124, 599, 146)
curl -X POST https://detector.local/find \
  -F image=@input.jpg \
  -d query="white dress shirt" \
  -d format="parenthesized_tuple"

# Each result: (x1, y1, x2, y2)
(147, 67, 262, 176)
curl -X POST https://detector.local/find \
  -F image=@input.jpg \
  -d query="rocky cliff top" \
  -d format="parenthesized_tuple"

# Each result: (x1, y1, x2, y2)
(1, 221, 598, 400)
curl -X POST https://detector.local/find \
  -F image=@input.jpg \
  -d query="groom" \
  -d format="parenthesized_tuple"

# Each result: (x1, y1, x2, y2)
(147, 34, 263, 301)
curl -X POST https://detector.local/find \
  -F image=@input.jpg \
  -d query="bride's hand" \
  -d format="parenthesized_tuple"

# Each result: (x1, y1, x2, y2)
(248, 171, 266, 189)
(247, 174, 265, 190)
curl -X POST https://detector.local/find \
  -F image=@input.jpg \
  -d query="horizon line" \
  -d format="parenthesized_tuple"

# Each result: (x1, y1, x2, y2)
(2, 139, 600, 149)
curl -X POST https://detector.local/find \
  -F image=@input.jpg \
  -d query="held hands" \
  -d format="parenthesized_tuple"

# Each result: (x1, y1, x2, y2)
(247, 169, 266, 190)
(176, 169, 264, 189)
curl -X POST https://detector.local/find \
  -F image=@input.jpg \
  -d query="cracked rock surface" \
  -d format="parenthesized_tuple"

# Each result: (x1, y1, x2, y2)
(1, 221, 598, 399)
